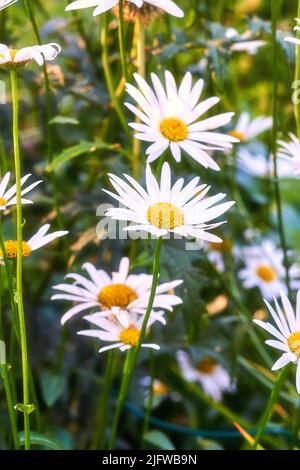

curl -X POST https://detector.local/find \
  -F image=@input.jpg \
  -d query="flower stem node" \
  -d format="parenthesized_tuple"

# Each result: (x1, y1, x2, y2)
(14, 403, 35, 414)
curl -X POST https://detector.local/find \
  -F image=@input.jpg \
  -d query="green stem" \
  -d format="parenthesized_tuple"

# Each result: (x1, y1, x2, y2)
(10, 68, 31, 451)
(118, 0, 129, 81)
(140, 349, 154, 449)
(109, 237, 163, 449)
(101, 14, 130, 136)
(271, 0, 290, 293)
(253, 364, 290, 449)
(295, 1, 300, 138)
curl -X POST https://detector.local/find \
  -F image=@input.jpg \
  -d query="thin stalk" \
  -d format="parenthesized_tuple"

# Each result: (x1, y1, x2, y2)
(10, 69, 31, 450)
(101, 14, 130, 136)
(109, 237, 163, 449)
(295, 1, 300, 138)
(253, 364, 290, 449)
(118, 0, 129, 81)
(271, 0, 290, 293)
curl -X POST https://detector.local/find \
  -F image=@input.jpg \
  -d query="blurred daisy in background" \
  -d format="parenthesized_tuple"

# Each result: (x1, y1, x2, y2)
(277, 133, 300, 176)
(0, 224, 68, 260)
(52, 256, 182, 325)
(237, 240, 300, 300)
(78, 310, 161, 353)
(254, 291, 300, 392)
(104, 162, 235, 240)
(125, 71, 238, 168)
(177, 351, 235, 402)
(0, 0, 18, 10)
(207, 239, 232, 272)
(65, 0, 184, 17)
(0, 173, 42, 212)
(140, 376, 180, 408)
(229, 112, 272, 143)
(284, 18, 300, 46)
(237, 148, 294, 178)
(225, 28, 267, 55)
(0, 43, 61, 67)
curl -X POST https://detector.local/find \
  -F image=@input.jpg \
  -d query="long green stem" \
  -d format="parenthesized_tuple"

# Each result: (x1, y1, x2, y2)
(253, 365, 290, 449)
(118, 0, 128, 81)
(295, 1, 300, 138)
(109, 237, 163, 449)
(10, 69, 31, 450)
(271, 0, 290, 293)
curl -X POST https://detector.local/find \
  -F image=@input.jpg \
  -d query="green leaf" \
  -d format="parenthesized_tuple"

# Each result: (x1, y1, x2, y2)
(18, 431, 64, 450)
(144, 430, 175, 450)
(49, 116, 79, 126)
(47, 139, 117, 172)
(40, 371, 66, 407)
(14, 403, 35, 414)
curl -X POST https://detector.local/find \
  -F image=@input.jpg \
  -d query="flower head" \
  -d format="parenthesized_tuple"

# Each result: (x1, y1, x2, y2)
(65, 0, 184, 18)
(52, 257, 182, 325)
(229, 112, 272, 142)
(125, 72, 238, 169)
(0, 173, 42, 212)
(0, 43, 61, 67)
(237, 148, 294, 178)
(284, 18, 300, 46)
(78, 310, 161, 353)
(254, 291, 300, 392)
(104, 162, 235, 240)
(277, 133, 300, 176)
(0, 0, 18, 10)
(237, 240, 300, 300)
(177, 351, 235, 402)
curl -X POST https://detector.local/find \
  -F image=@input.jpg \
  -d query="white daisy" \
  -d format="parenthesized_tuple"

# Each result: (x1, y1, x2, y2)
(277, 133, 300, 176)
(207, 239, 232, 273)
(139, 376, 179, 408)
(125, 71, 238, 169)
(0, 43, 61, 67)
(65, 0, 184, 17)
(0, 172, 42, 212)
(237, 240, 300, 300)
(230, 40, 266, 55)
(253, 291, 300, 393)
(52, 256, 182, 325)
(78, 310, 161, 353)
(0, 224, 68, 260)
(0, 0, 18, 10)
(229, 112, 272, 143)
(104, 162, 235, 241)
(237, 148, 294, 178)
(284, 18, 300, 46)
(176, 351, 234, 402)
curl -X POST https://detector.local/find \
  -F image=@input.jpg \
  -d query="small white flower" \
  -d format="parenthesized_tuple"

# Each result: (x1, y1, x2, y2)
(237, 240, 300, 300)
(237, 148, 294, 178)
(0, 224, 68, 260)
(206, 239, 232, 273)
(140, 376, 180, 408)
(230, 40, 266, 55)
(0, 173, 42, 212)
(65, 0, 184, 17)
(177, 351, 234, 402)
(52, 256, 182, 325)
(125, 71, 238, 169)
(277, 133, 300, 176)
(0, 0, 18, 10)
(254, 291, 300, 393)
(104, 162, 235, 241)
(229, 112, 272, 143)
(0, 43, 61, 67)
(284, 18, 300, 46)
(78, 310, 161, 353)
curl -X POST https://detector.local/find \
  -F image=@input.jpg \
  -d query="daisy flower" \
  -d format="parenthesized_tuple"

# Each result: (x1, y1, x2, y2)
(140, 376, 180, 408)
(0, 224, 68, 260)
(65, 0, 184, 18)
(225, 27, 267, 55)
(207, 239, 232, 273)
(229, 112, 272, 143)
(52, 256, 182, 325)
(0, 0, 18, 10)
(253, 291, 300, 392)
(177, 351, 234, 402)
(0, 43, 61, 67)
(104, 162, 235, 240)
(237, 240, 300, 300)
(125, 71, 238, 169)
(237, 148, 294, 178)
(0, 173, 42, 212)
(277, 133, 300, 176)
(78, 310, 161, 353)
(284, 18, 300, 46)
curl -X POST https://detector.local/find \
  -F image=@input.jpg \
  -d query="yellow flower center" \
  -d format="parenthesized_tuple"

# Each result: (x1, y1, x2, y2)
(209, 239, 232, 253)
(9, 49, 18, 60)
(256, 264, 277, 283)
(160, 117, 188, 142)
(196, 357, 217, 374)
(98, 283, 137, 309)
(119, 325, 140, 346)
(0, 197, 8, 207)
(153, 381, 169, 396)
(0, 240, 31, 259)
(229, 130, 245, 142)
(288, 332, 300, 357)
(147, 202, 184, 230)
